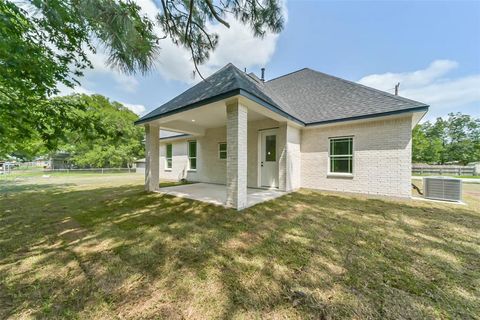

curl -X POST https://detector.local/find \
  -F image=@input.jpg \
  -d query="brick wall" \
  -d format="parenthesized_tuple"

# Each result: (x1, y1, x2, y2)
(159, 114, 413, 198)
(159, 118, 280, 188)
(278, 123, 301, 191)
(301, 115, 413, 197)
(159, 139, 197, 181)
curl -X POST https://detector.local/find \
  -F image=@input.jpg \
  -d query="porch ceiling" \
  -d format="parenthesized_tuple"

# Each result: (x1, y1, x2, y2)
(145, 96, 294, 135)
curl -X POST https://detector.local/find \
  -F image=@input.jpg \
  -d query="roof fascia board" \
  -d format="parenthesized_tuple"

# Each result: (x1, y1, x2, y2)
(304, 106, 429, 128)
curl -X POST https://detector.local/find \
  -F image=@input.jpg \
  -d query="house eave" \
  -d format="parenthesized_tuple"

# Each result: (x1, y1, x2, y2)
(304, 105, 429, 128)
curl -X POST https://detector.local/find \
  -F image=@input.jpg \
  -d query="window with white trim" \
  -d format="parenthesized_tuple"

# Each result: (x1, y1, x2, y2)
(188, 140, 197, 170)
(329, 137, 353, 174)
(165, 144, 172, 169)
(218, 142, 227, 160)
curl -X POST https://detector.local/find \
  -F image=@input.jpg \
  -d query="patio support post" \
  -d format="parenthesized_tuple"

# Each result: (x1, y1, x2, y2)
(145, 123, 160, 191)
(278, 123, 287, 191)
(226, 100, 248, 209)
(279, 123, 301, 192)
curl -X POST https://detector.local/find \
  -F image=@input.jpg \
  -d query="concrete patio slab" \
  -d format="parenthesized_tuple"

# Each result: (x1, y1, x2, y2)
(158, 183, 286, 208)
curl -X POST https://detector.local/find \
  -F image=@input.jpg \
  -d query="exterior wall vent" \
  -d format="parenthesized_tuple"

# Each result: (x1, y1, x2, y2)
(423, 177, 462, 202)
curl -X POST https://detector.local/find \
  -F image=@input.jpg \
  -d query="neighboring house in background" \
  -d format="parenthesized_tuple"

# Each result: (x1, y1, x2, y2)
(135, 63, 428, 209)
(34, 157, 49, 168)
(48, 152, 71, 170)
(135, 158, 146, 174)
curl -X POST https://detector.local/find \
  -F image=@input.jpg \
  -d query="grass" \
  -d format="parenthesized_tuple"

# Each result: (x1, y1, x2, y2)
(1, 173, 479, 319)
(1, 168, 134, 179)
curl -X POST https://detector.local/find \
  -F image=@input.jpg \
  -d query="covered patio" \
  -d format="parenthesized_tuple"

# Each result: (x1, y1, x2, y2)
(158, 183, 286, 208)
(136, 64, 301, 210)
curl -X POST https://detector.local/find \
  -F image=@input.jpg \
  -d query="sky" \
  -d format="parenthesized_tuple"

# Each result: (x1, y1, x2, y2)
(62, 0, 480, 121)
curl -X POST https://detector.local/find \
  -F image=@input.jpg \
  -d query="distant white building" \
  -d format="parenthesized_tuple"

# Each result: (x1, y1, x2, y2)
(135, 158, 146, 174)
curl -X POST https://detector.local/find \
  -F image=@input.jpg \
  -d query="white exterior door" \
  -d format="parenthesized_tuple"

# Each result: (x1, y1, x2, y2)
(260, 129, 278, 188)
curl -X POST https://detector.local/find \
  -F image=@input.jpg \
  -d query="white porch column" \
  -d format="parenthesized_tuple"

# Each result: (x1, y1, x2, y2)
(145, 123, 160, 192)
(279, 123, 301, 192)
(226, 100, 248, 209)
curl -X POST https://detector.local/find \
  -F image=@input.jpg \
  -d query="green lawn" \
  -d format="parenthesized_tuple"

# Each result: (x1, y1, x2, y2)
(1, 168, 134, 179)
(1, 174, 479, 319)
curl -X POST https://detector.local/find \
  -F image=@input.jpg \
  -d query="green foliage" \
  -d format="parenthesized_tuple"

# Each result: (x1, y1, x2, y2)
(0, 0, 158, 156)
(10, 137, 48, 162)
(57, 94, 144, 168)
(1, 0, 284, 156)
(413, 113, 480, 165)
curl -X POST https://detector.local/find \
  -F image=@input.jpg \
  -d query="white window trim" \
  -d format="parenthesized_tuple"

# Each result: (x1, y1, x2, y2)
(328, 136, 354, 177)
(165, 143, 172, 170)
(188, 140, 197, 171)
(218, 142, 227, 160)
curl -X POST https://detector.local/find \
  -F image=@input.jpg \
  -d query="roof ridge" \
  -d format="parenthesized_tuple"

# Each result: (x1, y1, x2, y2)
(265, 67, 309, 83)
(302, 68, 428, 107)
(226, 65, 302, 120)
(228, 63, 250, 90)
(247, 72, 262, 84)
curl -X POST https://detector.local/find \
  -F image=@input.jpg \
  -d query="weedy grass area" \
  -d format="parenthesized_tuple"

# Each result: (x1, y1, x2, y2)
(0, 174, 479, 319)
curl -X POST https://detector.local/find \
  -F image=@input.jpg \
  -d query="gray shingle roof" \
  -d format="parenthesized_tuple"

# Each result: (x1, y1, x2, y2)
(136, 63, 428, 125)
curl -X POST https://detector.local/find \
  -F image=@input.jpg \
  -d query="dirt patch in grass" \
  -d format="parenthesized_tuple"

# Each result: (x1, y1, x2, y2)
(1, 174, 479, 319)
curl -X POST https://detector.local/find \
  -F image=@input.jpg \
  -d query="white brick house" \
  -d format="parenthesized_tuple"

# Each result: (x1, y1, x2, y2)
(136, 64, 428, 209)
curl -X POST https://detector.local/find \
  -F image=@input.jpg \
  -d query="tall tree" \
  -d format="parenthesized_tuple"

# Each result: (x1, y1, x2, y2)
(56, 94, 144, 168)
(0, 0, 284, 157)
(444, 113, 480, 165)
(412, 113, 480, 165)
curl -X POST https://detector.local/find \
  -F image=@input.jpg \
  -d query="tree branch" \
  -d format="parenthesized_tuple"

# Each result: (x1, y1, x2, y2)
(204, 0, 230, 28)
(185, 0, 194, 42)
(188, 42, 207, 81)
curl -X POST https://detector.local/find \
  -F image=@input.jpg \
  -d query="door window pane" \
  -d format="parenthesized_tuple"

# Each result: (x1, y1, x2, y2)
(265, 135, 276, 162)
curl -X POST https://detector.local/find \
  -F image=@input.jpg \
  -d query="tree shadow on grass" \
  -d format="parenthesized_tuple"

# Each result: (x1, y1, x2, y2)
(0, 182, 76, 193)
(0, 185, 479, 319)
